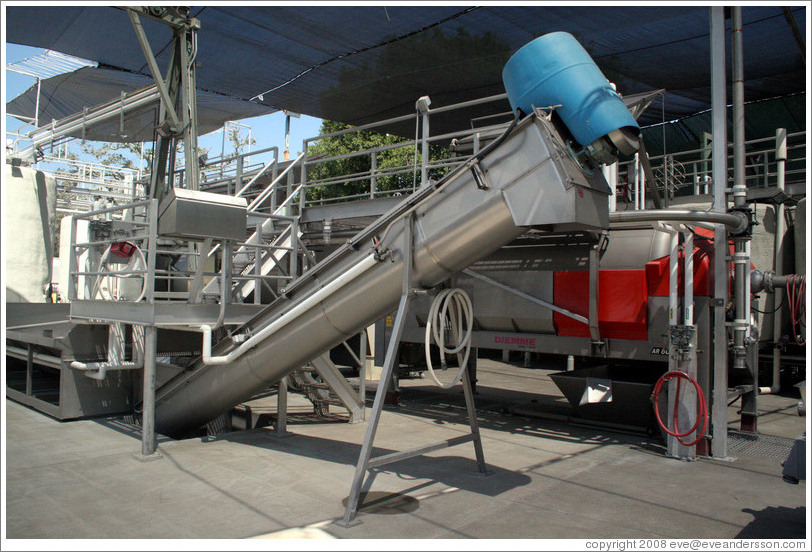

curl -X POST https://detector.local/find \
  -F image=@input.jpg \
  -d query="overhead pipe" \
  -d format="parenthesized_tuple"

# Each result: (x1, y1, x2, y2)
(609, 209, 747, 233)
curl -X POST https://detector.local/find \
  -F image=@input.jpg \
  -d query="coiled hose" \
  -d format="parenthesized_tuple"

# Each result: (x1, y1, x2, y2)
(424, 288, 473, 389)
(92, 242, 148, 302)
(652, 370, 708, 448)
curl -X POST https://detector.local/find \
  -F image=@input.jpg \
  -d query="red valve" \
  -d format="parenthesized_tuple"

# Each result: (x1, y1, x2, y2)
(110, 241, 136, 259)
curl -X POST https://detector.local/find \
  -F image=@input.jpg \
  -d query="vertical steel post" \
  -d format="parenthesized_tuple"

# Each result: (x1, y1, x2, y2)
(421, 112, 430, 187)
(276, 376, 289, 435)
(34, 77, 41, 128)
(602, 162, 618, 212)
(146, 200, 158, 303)
(299, 149, 308, 213)
(68, 216, 78, 301)
(179, 26, 199, 191)
(254, 221, 263, 305)
(766, 128, 788, 394)
(359, 330, 367, 421)
(290, 217, 299, 278)
(731, 7, 747, 206)
(729, 6, 755, 433)
(138, 325, 161, 459)
(710, 6, 729, 459)
(284, 114, 291, 162)
(25, 345, 34, 396)
(370, 151, 377, 199)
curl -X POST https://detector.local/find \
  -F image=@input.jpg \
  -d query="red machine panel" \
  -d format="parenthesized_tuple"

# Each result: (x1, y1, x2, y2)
(553, 270, 648, 340)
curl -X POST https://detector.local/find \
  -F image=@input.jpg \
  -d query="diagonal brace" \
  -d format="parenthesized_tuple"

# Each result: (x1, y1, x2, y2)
(127, 9, 182, 132)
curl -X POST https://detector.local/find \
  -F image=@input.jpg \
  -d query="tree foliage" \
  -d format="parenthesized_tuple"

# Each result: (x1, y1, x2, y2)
(305, 119, 449, 203)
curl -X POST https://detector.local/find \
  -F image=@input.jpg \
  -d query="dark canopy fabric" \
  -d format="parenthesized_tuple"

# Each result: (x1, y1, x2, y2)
(6, 5, 807, 137)
(6, 66, 275, 142)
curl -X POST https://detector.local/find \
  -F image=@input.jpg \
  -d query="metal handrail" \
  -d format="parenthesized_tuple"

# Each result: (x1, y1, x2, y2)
(246, 151, 306, 211)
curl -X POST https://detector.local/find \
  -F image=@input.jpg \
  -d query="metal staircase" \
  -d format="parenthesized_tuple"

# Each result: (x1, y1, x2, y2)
(196, 154, 366, 422)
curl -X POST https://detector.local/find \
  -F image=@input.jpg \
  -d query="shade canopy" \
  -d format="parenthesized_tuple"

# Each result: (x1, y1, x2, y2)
(6, 5, 806, 141)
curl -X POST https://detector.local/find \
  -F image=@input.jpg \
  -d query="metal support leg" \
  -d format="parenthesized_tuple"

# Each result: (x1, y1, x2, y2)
(276, 376, 292, 437)
(461, 363, 488, 473)
(25, 344, 33, 396)
(135, 325, 162, 461)
(338, 293, 413, 527)
(359, 330, 368, 420)
(337, 214, 489, 527)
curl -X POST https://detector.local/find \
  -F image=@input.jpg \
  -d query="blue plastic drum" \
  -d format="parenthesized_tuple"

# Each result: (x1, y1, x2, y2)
(502, 32, 639, 149)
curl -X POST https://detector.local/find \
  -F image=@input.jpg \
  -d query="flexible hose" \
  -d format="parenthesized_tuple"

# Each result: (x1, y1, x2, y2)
(787, 274, 806, 346)
(424, 288, 473, 389)
(652, 370, 708, 448)
(93, 243, 148, 302)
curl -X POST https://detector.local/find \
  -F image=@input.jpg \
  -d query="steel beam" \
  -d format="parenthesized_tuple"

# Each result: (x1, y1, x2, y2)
(311, 354, 365, 423)
(710, 6, 729, 460)
(135, 325, 162, 461)
(127, 11, 182, 132)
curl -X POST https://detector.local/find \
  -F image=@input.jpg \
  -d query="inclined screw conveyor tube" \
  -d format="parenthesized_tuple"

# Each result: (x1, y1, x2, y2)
(198, 255, 379, 366)
(151, 31, 644, 437)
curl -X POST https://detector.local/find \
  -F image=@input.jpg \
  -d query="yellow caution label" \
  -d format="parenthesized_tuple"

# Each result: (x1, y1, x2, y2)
(385, 315, 393, 327)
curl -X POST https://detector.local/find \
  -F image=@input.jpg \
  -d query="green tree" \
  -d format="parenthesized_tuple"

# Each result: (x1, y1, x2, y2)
(227, 125, 256, 156)
(305, 119, 449, 203)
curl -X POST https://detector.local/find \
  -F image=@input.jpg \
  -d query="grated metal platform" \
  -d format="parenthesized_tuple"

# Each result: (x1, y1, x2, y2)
(727, 431, 796, 459)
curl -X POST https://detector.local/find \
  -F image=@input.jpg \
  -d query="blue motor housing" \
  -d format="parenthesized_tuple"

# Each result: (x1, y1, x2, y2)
(502, 32, 639, 154)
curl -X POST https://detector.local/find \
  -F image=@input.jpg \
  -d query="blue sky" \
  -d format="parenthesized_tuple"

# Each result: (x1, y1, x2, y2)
(4, 43, 324, 166)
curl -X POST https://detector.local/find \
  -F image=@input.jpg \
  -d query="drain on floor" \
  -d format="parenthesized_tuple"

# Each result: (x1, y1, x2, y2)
(341, 491, 419, 515)
(727, 432, 795, 459)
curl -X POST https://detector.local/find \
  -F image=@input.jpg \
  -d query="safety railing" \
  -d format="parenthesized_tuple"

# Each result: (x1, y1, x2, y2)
(67, 198, 298, 312)
(168, 145, 279, 197)
(616, 129, 806, 207)
(297, 93, 514, 209)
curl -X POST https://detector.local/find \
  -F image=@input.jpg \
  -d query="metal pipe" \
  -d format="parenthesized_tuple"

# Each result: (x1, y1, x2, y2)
(731, 7, 747, 206)
(34, 76, 41, 128)
(70, 322, 143, 380)
(609, 209, 747, 233)
(242, 152, 302, 208)
(710, 6, 729, 459)
(730, 6, 750, 372)
(462, 268, 588, 324)
(669, 229, 679, 326)
(684, 228, 694, 326)
(6, 346, 62, 369)
(70, 359, 142, 381)
(602, 162, 618, 212)
(141, 325, 158, 456)
(762, 128, 788, 394)
(199, 255, 378, 365)
(127, 10, 181, 130)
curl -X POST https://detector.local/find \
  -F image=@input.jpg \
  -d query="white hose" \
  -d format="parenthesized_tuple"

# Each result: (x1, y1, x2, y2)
(93, 243, 148, 302)
(424, 288, 473, 389)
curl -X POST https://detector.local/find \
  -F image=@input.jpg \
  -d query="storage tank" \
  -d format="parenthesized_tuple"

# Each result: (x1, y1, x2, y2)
(4, 163, 56, 302)
(502, 31, 639, 155)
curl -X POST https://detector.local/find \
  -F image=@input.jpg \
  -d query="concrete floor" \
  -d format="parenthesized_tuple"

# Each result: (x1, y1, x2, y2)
(3, 358, 808, 541)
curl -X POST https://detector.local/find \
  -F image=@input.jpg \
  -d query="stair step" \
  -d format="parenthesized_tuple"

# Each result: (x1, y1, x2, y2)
(302, 382, 332, 390)
(314, 397, 346, 407)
